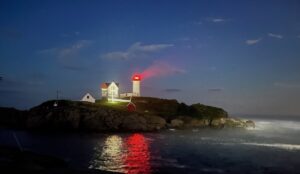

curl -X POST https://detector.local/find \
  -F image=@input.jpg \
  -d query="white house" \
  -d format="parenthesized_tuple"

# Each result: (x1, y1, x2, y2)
(81, 93, 96, 103)
(101, 81, 119, 99)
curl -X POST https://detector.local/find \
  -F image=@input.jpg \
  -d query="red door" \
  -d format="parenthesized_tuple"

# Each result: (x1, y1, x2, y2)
(127, 102, 136, 112)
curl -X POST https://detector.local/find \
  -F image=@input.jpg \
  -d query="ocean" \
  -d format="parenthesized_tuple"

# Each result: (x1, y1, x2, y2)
(1, 116, 300, 174)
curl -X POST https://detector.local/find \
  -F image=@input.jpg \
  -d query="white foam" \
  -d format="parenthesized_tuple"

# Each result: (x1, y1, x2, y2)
(275, 121, 300, 130)
(201, 168, 224, 173)
(252, 119, 300, 131)
(192, 129, 199, 132)
(242, 142, 300, 150)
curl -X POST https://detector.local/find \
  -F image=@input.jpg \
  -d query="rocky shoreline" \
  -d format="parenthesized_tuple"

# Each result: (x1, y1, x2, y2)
(0, 97, 255, 132)
(168, 117, 255, 129)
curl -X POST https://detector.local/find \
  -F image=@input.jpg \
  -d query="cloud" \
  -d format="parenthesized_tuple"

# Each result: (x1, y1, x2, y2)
(184, 45, 192, 49)
(268, 33, 283, 39)
(61, 31, 80, 37)
(38, 40, 92, 70)
(274, 82, 300, 88)
(206, 17, 227, 23)
(178, 37, 199, 42)
(38, 40, 92, 58)
(26, 72, 47, 85)
(37, 48, 58, 55)
(129, 42, 173, 52)
(209, 66, 217, 71)
(195, 18, 228, 25)
(63, 65, 87, 71)
(0, 77, 31, 95)
(1, 74, 46, 88)
(208, 88, 223, 92)
(102, 42, 173, 60)
(141, 60, 185, 80)
(0, 77, 22, 87)
(194, 21, 202, 25)
(245, 38, 262, 45)
(178, 37, 191, 41)
(0, 89, 23, 95)
(57, 40, 92, 70)
(212, 18, 225, 23)
(163, 89, 182, 93)
(102, 51, 129, 60)
(58, 40, 93, 59)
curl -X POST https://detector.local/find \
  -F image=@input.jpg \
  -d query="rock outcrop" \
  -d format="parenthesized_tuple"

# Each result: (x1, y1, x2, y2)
(0, 98, 254, 132)
(170, 119, 184, 128)
(210, 118, 255, 128)
(0, 107, 27, 128)
(26, 100, 166, 132)
(166, 117, 255, 129)
(245, 120, 255, 128)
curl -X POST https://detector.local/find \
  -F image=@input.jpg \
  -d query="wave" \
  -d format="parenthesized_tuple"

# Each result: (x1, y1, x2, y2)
(201, 168, 223, 173)
(253, 119, 300, 131)
(241, 142, 300, 150)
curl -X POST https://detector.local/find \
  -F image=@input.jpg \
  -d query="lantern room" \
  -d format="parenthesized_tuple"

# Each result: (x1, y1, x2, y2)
(132, 74, 141, 81)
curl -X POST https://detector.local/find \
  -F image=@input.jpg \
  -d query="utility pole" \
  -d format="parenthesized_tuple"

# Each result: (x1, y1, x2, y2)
(56, 90, 60, 100)
(54, 90, 60, 107)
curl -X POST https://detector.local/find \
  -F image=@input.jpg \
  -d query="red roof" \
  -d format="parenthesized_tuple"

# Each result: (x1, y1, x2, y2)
(101, 82, 119, 89)
(101, 83, 108, 89)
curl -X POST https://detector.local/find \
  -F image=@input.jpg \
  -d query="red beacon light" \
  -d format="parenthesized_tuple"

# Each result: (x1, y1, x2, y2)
(132, 74, 141, 81)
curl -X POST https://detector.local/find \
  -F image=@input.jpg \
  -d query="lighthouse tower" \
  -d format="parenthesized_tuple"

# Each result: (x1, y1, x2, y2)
(132, 74, 141, 96)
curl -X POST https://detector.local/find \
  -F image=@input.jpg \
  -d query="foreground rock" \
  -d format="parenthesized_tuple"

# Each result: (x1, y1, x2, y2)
(0, 107, 27, 129)
(0, 145, 116, 174)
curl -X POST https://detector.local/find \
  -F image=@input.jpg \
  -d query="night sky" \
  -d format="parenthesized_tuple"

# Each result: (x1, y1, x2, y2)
(0, 0, 300, 116)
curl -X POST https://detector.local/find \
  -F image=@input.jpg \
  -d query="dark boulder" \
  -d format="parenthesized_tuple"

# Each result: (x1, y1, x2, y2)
(0, 107, 27, 128)
(170, 119, 184, 128)
(144, 115, 166, 130)
(245, 120, 255, 128)
(121, 114, 147, 131)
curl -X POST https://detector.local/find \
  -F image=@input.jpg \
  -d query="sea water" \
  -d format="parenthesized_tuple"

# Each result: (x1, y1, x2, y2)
(1, 116, 300, 174)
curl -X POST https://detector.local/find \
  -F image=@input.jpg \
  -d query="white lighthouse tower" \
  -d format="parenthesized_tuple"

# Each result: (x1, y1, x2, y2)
(132, 74, 141, 96)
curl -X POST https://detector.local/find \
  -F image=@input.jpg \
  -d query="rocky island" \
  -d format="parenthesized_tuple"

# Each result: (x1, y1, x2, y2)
(0, 97, 254, 132)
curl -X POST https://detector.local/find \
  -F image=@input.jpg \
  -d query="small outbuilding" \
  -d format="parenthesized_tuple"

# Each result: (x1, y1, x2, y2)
(81, 93, 96, 103)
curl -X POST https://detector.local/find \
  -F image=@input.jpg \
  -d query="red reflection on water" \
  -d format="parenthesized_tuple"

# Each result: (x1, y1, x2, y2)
(124, 134, 152, 174)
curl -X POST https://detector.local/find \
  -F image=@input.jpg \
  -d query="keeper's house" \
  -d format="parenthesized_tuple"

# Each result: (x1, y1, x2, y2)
(101, 81, 119, 99)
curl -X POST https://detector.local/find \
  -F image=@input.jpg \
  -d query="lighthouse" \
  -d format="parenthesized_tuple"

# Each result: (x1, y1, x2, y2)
(132, 74, 141, 96)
